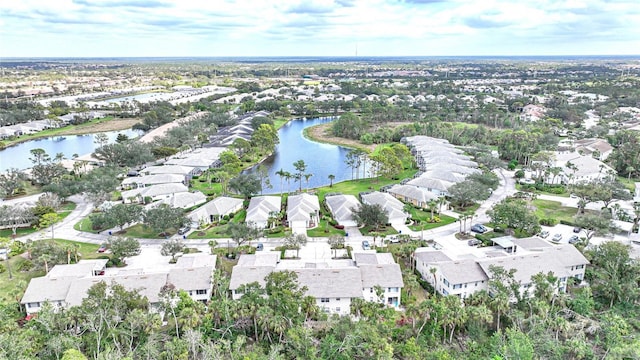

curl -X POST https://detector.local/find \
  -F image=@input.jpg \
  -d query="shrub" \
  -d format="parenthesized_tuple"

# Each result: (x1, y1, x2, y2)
(0, 263, 5, 273)
(16, 260, 34, 272)
(10, 241, 25, 256)
(222, 214, 230, 221)
(539, 218, 558, 226)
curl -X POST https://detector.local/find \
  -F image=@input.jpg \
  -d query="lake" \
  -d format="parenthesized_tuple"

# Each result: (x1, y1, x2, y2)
(245, 117, 354, 194)
(0, 129, 142, 172)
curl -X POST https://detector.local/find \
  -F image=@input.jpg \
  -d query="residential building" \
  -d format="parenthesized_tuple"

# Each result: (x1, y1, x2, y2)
(188, 196, 244, 227)
(286, 193, 320, 234)
(121, 183, 189, 204)
(385, 184, 439, 208)
(324, 194, 360, 227)
(552, 152, 616, 184)
(245, 196, 281, 229)
(360, 191, 408, 226)
(21, 254, 216, 315)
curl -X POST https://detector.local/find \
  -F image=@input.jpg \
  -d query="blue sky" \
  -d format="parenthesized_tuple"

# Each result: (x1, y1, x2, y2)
(1, 0, 639, 57)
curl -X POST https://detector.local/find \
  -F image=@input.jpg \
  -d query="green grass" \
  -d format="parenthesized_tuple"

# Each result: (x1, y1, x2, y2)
(189, 179, 223, 196)
(2, 116, 115, 147)
(532, 199, 582, 223)
(0, 239, 105, 304)
(314, 168, 419, 202)
(617, 176, 637, 192)
(73, 217, 101, 233)
(119, 224, 167, 239)
(307, 220, 346, 237)
(408, 214, 457, 231)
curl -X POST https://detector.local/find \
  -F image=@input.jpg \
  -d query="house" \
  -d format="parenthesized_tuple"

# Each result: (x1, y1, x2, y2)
(121, 183, 189, 204)
(385, 184, 440, 208)
(21, 254, 216, 314)
(188, 196, 244, 228)
(552, 152, 615, 184)
(324, 194, 361, 227)
(414, 242, 589, 301)
(229, 252, 404, 315)
(245, 196, 282, 229)
(406, 176, 453, 196)
(150, 191, 207, 210)
(141, 165, 200, 178)
(120, 173, 186, 190)
(360, 191, 408, 226)
(573, 138, 614, 160)
(286, 193, 320, 234)
(353, 253, 403, 308)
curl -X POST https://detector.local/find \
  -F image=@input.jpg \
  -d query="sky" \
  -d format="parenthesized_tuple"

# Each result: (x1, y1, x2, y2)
(1, 0, 639, 58)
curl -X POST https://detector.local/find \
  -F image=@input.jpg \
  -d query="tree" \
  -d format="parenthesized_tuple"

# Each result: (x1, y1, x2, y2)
(352, 203, 388, 233)
(227, 222, 262, 248)
(573, 211, 618, 244)
(250, 124, 279, 154)
(328, 174, 335, 187)
(293, 159, 307, 192)
(161, 238, 185, 262)
(0, 168, 26, 199)
(488, 198, 540, 235)
(327, 234, 345, 258)
(284, 233, 307, 258)
(586, 242, 640, 308)
(143, 204, 189, 236)
(448, 178, 492, 209)
(0, 204, 36, 236)
(38, 212, 60, 239)
(0, 237, 13, 279)
(107, 236, 141, 264)
(80, 166, 121, 205)
(228, 173, 262, 199)
(105, 203, 144, 231)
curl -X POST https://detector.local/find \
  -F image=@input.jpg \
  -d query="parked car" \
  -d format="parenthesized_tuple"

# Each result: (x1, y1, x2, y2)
(470, 224, 488, 233)
(97, 244, 107, 253)
(538, 230, 550, 239)
(362, 240, 371, 250)
(387, 236, 400, 244)
(568, 235, 580, 244)
(177, 226, 190, 235)
(468, 239, 481, 246)
(573, 227, 581, 233)
(552, 234, 562, 242)
(256, 243, 264, 251)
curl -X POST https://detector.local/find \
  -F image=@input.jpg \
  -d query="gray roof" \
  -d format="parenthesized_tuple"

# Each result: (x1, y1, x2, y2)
(511, 237, 554, 250)
(229, 266, 275, 290)
(354, 252, 396, 265)
(325, 194, 360, 222)
(287, 193, 320, 221)
(143, 165, 196, 176)
(478, 254, 570, 284)
(360, 191, 406, 220)
(21, 277, 75, 304)
(420, 170, 466, 184)
(122, 183, 189, 200)
(154, 191, 207, 209)
(237, 253, 281, 267)
(293, 268, 363, 298)
(492, 236, 516, 249)
(359, 264, 403, 288)
(438, 260, 489, 285)
(414, 250, 453, 263)
(542, 245, 590, 267)
(175, 253, 217, 268)
(189, 196, 244, 221)
(387, 184, 439, 202)
(246, 196, 281, 224)
(168, 267, 213, 291)
(66, 273, 169, 307)
(121, 173, 185, 187)
(406, 176, 454, 192)
(46, 259, 108, 279)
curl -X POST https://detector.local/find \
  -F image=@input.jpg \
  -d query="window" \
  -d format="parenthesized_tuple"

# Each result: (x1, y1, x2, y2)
(336, 298, 340, 301)
(196, 289, 207, 295)
(575, 264, 584, 269)
(320, 298, 330, 303)
(453, 284, 462, 289)
(388, 287, 399, 292)
(443, 278, 450, 287)
(335, 307, 341, 312)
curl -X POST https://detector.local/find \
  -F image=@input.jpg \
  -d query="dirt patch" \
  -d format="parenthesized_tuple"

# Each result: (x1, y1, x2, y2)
(57, 118, 141, 135)
(305, 123, 376, 152)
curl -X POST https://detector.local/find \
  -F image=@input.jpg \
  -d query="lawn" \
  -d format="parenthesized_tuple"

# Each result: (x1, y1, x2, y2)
(73, 217, 101, 233)
(189, 177, 223, 196)
(119, 224, 167, 239)
(0, 239, 104, 304)
(314, 168, 419, 202)
(2, 116, 116, 147)
(532, 199, 582, 223)
(307, 220, 347, 237)
(408, 214, 457, 232)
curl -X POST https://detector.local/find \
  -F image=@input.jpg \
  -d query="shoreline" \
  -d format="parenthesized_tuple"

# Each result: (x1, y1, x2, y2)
(303, 122, 376, 153)
(1, 118, 140, 149)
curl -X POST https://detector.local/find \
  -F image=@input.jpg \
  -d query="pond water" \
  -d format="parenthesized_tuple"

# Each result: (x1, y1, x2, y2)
(245, 117, 354, 194)
(0, 129, 142, 172)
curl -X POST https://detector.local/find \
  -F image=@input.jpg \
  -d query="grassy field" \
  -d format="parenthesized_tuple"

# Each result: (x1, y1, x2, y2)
(532, 199, 582, 223)
(73, 217, 100, 233)
(408, 214, 457, 232)
(0, 239, 104, 304)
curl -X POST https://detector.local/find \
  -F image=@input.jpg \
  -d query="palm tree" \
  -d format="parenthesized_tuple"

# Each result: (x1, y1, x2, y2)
(284, 172, 292, 194)
(427, 200, 438, 221)
(304, 173, 313, 192)
(328, 174, 335, 187)
(276, 168, 286, 195)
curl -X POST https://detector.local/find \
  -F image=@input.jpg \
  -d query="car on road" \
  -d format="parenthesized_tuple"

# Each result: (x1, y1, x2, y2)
(177, 226, 190, 235)
(362, 240, 371, 250)
(552, 234, 562, 242)
(573, 227, 581, 233)
(470, 224, 488, 233)
(568, 235, 580, 244)
(467, 239, 481, 246)
(538, 230, 550, 239)
(256, 243, 264, 251)
(97, 244, 107, 253)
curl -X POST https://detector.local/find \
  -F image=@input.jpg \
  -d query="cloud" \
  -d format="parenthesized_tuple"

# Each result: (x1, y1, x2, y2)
(72, 0, 172, 8)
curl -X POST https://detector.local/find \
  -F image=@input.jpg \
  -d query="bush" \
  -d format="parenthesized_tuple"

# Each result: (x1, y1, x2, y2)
(0, 263, 5, 274)
(16, 260, 34, 272)
(222, 214, 230, 221)
(559, 219, 576, 226)
(10, 241, 25, 256)
(267, 226, 283, 234)
(539, 218, 558, 226)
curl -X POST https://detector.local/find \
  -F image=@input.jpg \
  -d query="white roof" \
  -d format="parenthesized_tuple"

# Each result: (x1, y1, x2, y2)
(325, 194, 360, 223)
(246, 196, 281, 224)
(287, 193, 320, 221)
